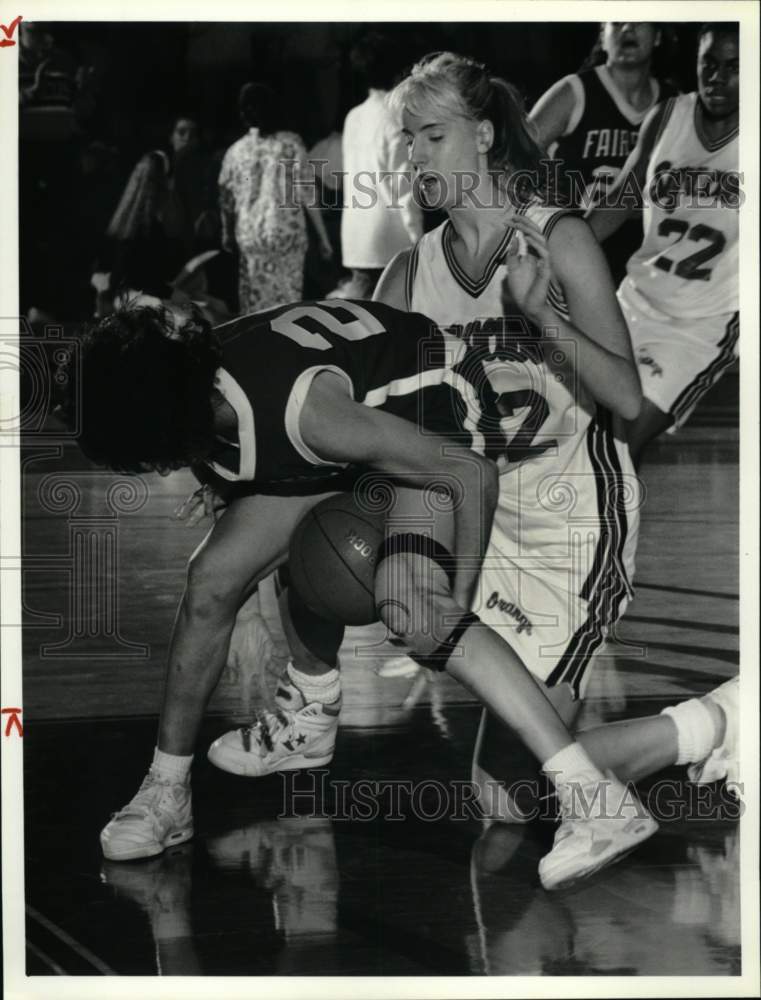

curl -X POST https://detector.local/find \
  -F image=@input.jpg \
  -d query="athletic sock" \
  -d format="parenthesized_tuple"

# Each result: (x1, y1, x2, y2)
(541, 741, 602, 788)
(661, 697, 717, 765)
(152, 747, 193, 783)
(287, 662, 341, 706)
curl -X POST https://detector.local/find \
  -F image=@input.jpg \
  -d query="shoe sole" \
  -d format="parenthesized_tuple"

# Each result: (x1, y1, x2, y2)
(539, 816, 658, 892)
(207, 745, 334, 776)
(100, 825, 194, 862)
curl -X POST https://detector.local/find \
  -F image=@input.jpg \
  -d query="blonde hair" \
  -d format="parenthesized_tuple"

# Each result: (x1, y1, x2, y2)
(387, 51, 545, 200)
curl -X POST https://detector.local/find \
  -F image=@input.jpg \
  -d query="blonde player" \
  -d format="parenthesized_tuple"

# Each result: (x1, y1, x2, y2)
(373, 52, 643, 820)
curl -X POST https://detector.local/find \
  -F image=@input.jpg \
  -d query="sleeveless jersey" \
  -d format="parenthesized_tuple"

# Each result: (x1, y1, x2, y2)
(407, 199, 635, 616)
(625, 92, 739, 319)
(551, 66, 672, 202)
(549, 67, 676, 285)
(207, 299, 500, 490)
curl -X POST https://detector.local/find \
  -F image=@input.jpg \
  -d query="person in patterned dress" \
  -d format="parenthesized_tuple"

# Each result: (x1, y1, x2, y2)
(218, 83, 333, 313)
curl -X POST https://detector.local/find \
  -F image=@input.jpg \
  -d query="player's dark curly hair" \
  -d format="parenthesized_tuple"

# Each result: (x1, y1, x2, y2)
(61, 304, 222, 474)
(387, 51, 546, 203)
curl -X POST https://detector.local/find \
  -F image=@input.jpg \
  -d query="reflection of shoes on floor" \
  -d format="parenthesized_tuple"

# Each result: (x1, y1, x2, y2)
(472, 763, 534, 826)
(377, 655, 421, 679)
(208, 677, 340, 776)
(471, 710, 535, 826)
(681, 830, 740, 947)
(206, 817, 338, 937)
(100, 770, 193, 861)
(471, 823, 527, 876)
(688, 677, 739, 791)
(101, 842, 194, 938)
(539, 772, 658, 892)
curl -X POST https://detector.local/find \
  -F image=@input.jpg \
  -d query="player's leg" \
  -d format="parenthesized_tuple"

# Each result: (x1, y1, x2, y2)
(626, 398, 674, 469)
(207, 562, 345, 777)
(575, 675, 739, 788)
(374, 488, 657, 889)
(101, 490, 334, 861)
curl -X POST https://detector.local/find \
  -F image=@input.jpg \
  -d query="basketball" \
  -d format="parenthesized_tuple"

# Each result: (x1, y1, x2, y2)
(288, 494, 386, 625)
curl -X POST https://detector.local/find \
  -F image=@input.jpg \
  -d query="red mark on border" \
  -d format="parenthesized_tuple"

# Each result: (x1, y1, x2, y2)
(0, 15, 22, 47)
(2, 708, 23, 737)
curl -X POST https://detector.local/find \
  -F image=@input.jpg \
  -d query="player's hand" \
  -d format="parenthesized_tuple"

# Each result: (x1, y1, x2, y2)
(174, 484, 226, 526)
(502, 216, 552, 325)
(318, 235, 334, 261)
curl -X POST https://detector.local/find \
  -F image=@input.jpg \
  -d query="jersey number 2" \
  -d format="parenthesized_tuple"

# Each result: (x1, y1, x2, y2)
(654, 220, 726, 281)
(269, 301, 386, 349)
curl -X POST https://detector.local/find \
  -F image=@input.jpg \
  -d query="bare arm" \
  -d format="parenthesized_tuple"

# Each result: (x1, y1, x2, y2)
(547, 216, 641, 418)
(300, 372, 499, 606)
(372, 249, 411, 310)
(529, 76, 578, 151)
(586, 101, 668, 243)
(217, 155, 236, 253)
(506, 215, 641, 420)
(298, 146, 333, 258)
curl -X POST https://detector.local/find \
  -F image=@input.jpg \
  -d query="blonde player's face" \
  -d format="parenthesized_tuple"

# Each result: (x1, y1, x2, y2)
(401, 108, 483, 210)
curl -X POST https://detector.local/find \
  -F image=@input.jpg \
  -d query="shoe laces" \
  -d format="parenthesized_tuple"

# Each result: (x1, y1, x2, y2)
(114, 770, 183, 821)
(242, 707, 294, 754)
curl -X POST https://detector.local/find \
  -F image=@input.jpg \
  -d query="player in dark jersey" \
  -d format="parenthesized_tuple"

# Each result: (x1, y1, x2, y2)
(530, 22, 678, 283)
(66, 295, 657, 891)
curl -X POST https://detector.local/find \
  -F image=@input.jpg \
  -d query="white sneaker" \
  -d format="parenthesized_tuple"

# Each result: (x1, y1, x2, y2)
(538, 772, 658, 892)
(688, 677, 739, 790)
(100, 769, 193, 861)
(207, 677, 340, 776)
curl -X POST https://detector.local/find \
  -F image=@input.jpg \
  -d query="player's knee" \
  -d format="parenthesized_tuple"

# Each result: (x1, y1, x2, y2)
(384, 592, 466, 656)
(185, 549, 246, 614)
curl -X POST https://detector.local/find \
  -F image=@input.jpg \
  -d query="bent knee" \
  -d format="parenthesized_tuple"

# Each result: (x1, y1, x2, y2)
(378, 588, 467, 656)
(185, 550, 249, 611)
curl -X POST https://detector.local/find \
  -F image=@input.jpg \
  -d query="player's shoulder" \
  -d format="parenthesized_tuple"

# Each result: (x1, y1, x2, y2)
(522, 198, 580, 238)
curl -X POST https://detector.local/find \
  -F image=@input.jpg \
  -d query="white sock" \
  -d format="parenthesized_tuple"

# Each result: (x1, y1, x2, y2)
(152, 747, 193, 783)
(542, 741, 602, 788)
(287, 662, 341, 705)
(661, 698, 717, 765)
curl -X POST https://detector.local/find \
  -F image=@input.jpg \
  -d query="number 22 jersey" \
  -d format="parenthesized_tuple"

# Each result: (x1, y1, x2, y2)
(624, 92, 739, 320)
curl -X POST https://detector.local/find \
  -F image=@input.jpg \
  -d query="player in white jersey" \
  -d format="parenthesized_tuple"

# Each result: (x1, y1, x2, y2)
(374, 52, 644, 821)
(589, 23, 739, 466)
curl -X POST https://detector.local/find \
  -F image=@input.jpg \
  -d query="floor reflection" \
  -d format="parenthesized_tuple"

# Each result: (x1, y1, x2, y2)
(469, 824, 740, 976)
(100, 816, 339, 976)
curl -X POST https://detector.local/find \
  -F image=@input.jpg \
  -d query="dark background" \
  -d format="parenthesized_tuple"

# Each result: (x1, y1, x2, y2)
(26, 20, 704, 158)
(18, 20, 707, 319)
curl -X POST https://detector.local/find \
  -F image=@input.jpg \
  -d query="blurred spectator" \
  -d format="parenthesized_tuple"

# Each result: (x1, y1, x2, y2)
(95, 113, 220, 312)
(331, 31, 422, 300)
(218, 82, 333, 314)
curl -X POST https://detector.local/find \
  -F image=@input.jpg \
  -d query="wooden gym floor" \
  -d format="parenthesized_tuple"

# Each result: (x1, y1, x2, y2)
(19, 378, 741, 978)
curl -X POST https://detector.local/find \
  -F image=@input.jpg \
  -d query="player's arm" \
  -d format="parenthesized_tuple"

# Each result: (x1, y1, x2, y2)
(372, 249, 411, 311)
(528, 76, 578, 150)
(546, 216, 641, 418)
(300, 372, 499, 607)
(586, 101, 668, 243)
(507, 214, 641, 420)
